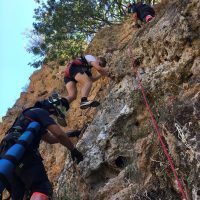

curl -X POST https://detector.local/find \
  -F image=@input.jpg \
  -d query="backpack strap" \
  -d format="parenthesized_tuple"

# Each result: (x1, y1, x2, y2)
(80, 56, 90, 67)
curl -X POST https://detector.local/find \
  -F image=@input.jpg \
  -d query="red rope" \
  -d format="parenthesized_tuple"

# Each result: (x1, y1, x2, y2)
(129, 50, 188, 200)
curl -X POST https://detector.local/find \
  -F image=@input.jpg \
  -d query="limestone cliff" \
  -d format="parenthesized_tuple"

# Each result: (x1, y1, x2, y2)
(0, 0, 200, 199)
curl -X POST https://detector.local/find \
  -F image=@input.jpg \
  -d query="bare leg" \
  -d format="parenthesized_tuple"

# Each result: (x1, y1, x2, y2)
(65, 81, 77, 104)
(75, 73, 92, 98)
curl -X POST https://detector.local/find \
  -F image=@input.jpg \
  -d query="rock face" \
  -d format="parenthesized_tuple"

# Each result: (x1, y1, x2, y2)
(0, 0, 199, 199)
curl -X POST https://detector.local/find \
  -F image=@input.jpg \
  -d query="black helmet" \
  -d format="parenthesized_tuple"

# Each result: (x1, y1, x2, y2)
(34, 93, 69, 127)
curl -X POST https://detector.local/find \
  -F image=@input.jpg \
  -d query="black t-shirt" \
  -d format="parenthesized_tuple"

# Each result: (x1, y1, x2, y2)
(12, 107, 56, 152)
(129, 3, 155, 21)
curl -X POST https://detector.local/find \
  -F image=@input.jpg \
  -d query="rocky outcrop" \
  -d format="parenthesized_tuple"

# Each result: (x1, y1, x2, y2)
(0, 0, 199, 199)
(56, 0, 200, 199)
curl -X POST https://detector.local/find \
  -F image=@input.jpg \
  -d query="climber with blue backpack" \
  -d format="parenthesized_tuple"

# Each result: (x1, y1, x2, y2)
(127, 1, 155, 28)
(0, 94, 83, 200)
(64, 55, 108, 109)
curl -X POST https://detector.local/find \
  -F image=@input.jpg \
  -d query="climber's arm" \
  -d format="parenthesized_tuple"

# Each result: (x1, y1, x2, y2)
(91, 61, 108, 76)
(42, 131, 59, 144)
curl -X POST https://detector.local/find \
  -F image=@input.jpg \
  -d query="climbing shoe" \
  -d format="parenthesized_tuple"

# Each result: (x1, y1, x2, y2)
(80, 100, 100, 109)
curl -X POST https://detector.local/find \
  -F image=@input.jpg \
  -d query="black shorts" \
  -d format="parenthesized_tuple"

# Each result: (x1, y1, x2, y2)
(139, 6, 155, 21)
(64, 76, 77, 84)
(64, 64, 92, 84)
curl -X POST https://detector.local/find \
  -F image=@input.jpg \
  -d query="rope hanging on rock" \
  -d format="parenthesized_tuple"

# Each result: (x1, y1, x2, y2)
(128, 47, 188, 200)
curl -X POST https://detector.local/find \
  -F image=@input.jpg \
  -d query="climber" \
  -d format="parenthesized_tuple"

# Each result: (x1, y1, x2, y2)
(127, 1, 155, 28)
(0, 94, 83, 200)
(64, 55, 108, 109)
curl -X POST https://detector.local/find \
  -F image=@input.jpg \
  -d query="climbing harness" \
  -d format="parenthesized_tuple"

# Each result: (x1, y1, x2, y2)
(64, 56, 91, 78)
(128, 47, 188, 200)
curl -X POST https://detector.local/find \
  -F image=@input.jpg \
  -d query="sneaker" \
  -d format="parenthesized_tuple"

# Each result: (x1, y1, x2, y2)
(80, 100, 93, 109)
(90, 100, 100, 107)
(80, 100, 100, 109)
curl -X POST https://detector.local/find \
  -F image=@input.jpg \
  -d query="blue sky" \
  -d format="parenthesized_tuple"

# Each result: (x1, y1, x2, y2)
(0, 0, 38, 117)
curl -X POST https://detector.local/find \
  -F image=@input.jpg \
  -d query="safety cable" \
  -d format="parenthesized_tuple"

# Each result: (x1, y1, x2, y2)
(128, 47, 188, 200)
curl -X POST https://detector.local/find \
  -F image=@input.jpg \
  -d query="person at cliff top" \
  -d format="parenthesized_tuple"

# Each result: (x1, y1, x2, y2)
(127, 1, 155, 28)
(0, 94, 83, 200)
(64, 55, 108, 109)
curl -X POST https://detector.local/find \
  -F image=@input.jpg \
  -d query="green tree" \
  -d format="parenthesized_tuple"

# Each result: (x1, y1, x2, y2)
(28, 0, 160, 68)
(27, 0, 129, 67)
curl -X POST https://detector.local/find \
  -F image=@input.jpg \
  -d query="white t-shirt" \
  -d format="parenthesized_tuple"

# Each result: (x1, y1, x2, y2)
(85, 55, 97, 66)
